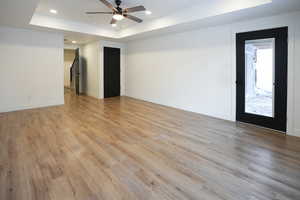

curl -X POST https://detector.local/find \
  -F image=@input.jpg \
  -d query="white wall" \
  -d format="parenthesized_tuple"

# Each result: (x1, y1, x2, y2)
(127, 26, 232, 120)
(294, 21, 300, 136)
(0, 26, 64, 113)
(81, 41, 100, 98)
(126, 12, 300, 137)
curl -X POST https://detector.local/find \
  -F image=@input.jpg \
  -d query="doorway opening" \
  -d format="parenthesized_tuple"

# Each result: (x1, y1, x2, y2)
(64, 48, 80, 95)
(64, 49, 75, 93)
(236, 27, 288, 132)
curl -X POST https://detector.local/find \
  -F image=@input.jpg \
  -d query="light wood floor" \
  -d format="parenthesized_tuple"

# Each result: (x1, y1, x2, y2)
(1, 92, 300, 200)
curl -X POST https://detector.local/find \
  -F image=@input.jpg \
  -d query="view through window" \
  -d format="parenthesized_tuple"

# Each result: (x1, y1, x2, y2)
(245, 38, 275, 117)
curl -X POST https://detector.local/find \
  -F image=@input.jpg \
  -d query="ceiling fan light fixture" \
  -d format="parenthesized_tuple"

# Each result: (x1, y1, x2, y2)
(145, 10, 152, 15)
(113, 14, 124, 21)
(112, 23, 117, 27)
(86, 0, 144, 24)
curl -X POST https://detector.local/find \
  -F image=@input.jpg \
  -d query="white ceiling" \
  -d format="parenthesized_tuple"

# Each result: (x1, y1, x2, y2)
(1, 0, 300, 43)
(34, 0, 201, 29)
(0, 0, 40, 27)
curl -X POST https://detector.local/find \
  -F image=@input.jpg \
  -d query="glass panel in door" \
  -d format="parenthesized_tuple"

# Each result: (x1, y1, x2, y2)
(244, 38, 275, 117)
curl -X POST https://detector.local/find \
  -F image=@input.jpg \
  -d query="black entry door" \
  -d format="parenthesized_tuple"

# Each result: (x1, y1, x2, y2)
(236, 27, 288, 132)
(104, 47, 121, 98)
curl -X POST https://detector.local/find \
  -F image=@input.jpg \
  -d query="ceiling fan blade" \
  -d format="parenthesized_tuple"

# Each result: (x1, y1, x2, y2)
(86, 11, 113, 14)
(98, 0, 117, 11)
(110, 18, 117, 24)
(125, 6, 146, 13)
(124, 14, 143, 23)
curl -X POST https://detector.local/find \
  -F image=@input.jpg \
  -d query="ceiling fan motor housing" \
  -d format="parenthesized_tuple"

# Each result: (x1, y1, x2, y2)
(115, 0, 122, 7)
(115, 0, 122, 13)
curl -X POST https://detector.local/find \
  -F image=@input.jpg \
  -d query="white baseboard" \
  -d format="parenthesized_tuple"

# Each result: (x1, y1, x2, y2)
(292, 129, 300, 138)
(125, 95, 232, 122)
(287, 128, 300, 138)
(0, 100, 64, 113)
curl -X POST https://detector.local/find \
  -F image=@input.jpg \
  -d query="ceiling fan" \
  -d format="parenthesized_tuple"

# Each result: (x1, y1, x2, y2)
(86, 0, 146, 25)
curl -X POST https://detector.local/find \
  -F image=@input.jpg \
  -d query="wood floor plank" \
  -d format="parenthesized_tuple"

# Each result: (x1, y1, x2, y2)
(1, 91, 300, 200)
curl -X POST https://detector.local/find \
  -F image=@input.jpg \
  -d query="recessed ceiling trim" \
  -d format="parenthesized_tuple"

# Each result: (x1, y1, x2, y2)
(118, 0, 272, 38)
(30, 0, 272, 39)
(30, 14, 119, 38)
